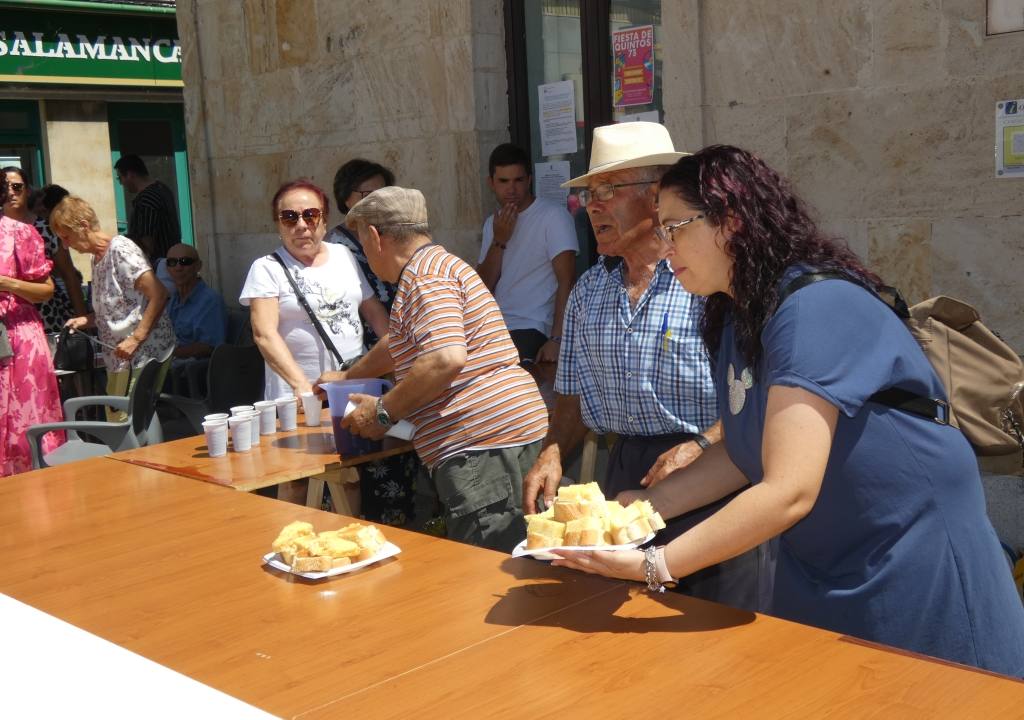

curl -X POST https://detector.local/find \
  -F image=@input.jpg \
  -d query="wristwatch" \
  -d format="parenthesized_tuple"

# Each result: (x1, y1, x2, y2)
(694, 434, 711, 451)
(375, 396, 394, 429)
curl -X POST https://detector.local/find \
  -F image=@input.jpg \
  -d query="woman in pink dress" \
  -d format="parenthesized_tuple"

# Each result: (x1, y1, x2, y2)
(0, 171, 65, 475)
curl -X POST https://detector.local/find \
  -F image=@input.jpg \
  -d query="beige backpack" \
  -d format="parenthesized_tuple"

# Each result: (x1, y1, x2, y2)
(782, 273, 1024, 460)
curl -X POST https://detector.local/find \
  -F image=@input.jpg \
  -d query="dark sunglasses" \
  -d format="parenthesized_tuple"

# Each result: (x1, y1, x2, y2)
(278, 207, 323, 227)
(8, 182, 25, 193)
(166, 256, 197, 268)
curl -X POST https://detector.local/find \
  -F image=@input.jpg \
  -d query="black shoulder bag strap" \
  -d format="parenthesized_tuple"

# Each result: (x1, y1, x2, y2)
(778, 271, 948, 425)
(269, 252, 345, 367)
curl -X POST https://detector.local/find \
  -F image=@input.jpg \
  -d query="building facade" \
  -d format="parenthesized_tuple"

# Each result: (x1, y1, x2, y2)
(178, 0, 1024, 357)
(0, 0, 192, 278)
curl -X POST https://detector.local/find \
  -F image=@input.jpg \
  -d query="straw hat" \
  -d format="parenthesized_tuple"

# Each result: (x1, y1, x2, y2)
(562, 121, 688, 188)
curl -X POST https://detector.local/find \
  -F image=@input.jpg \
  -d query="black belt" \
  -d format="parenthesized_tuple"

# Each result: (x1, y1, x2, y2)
(615, 430, 700, 443)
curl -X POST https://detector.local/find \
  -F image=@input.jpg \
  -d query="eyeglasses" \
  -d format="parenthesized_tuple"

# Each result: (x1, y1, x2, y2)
(578, 181, 654, 207)
(654, 214, 705, 245)
(8, 182, 24, 193)
(166, 256, 197, 268)
(277, 207, 323, 227)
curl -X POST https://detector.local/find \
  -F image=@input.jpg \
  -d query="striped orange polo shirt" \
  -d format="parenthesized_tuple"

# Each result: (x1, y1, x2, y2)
(388, 244, 548, 469)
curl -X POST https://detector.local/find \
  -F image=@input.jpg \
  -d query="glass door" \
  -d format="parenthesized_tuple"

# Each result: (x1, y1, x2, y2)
(0, 100, 44, 185)
(506, 0, 664, 270)
(107, 102, 193, 245)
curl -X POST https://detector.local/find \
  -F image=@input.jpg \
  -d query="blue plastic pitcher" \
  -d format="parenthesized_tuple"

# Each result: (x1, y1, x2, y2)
(322, 379, 393, 456)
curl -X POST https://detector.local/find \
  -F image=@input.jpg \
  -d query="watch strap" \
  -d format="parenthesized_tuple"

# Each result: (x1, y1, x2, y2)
(694, 434, 711, 451)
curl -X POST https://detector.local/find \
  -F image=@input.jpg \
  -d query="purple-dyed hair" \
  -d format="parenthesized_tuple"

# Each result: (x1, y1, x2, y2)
(659, 145, 882, 370)
(271, 179, 330, 224)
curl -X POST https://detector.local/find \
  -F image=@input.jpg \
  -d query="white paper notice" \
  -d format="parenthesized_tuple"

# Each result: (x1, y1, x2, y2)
(539, 80, 578, 156)
(995, 98, 1024, 178)
(535, 161, 571, 204)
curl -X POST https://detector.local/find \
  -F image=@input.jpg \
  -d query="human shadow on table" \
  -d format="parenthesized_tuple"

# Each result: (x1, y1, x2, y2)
(486, 556, 755, 635)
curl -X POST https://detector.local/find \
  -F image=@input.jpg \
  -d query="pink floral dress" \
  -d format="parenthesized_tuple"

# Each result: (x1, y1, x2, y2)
(0, 215, 65, 475)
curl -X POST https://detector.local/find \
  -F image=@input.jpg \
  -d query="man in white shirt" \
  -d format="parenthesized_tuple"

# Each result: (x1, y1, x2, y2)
(477, 144, 578, 363)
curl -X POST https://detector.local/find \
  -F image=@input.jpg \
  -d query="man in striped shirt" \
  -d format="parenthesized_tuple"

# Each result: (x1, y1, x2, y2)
(115, 154, 181, 264)
(320, 186, 548, 553)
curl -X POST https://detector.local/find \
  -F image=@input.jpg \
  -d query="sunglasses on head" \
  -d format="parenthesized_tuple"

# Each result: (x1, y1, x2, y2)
(166, 256, 197, 268)
(278, 207, 323, 227)
(8, 182, 24, 193)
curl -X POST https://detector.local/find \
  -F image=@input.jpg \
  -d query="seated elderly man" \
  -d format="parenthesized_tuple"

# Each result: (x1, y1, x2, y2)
(165, 243, 226, 396)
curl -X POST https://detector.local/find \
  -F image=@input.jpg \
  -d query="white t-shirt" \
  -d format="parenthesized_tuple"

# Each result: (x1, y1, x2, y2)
(479, 197, 578, 335)
(239, 243, 372, 400)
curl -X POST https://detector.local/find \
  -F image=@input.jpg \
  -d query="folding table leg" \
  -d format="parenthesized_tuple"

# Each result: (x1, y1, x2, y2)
(324, 467, 361, 518)
(305, 474, 326, 509)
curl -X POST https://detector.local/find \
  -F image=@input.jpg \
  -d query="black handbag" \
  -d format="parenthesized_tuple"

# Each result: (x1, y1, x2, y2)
(53, 327, 94, 372)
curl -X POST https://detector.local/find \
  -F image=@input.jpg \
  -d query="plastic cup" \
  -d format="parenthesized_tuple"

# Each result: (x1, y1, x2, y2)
(300, 391, 321, 427)
(202, 420, 228, 458)
(230, 405, 255, 416)
(228, 416, 252, 452)
(254, 400, 277, 435)
(321, 379, 393, 456)
(275, 395, 297, 431)
(203, 413, 229, 423)
(240, 409, 261, 446)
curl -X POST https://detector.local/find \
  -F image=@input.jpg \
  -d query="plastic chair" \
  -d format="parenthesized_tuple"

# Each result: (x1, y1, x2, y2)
(27, 357, 167, 468)
(157, 343, 265, 436)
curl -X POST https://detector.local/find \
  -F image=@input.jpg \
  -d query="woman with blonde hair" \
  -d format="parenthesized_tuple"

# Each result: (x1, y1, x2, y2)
(50, 196, 175, 412)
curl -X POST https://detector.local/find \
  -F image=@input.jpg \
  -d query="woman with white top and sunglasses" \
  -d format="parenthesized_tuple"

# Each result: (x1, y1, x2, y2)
(240, 179, 389, 403)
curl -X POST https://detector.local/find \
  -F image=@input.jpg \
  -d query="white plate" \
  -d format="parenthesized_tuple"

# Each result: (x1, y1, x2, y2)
(262, 541, 401, 579)
(511, 533, 656, 561)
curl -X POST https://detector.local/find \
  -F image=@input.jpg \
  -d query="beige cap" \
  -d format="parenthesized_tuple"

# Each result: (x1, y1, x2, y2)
(562, 121, 689, 188)
(346, 186, 428, 229)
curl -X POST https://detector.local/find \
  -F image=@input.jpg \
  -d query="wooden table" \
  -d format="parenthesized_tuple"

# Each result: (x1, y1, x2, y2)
(4, 458, 1023, 718)
(0, 457, 617, 718)
(108, 408, 412, 512)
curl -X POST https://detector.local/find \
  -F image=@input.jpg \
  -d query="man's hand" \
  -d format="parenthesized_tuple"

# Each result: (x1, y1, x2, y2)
(522, 445, 563, 514)
(640, 440, 704, 488)
(340, 392, 387, 440)
(534, 339, 560, 364)
(493, 203, 519, 249)
(615, 488, 651, 507)
(313, 370, 347, 400)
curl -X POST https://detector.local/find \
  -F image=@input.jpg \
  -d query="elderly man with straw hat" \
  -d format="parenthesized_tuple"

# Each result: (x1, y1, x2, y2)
(521, 122, 763, 610)
(317, 186, 549, 553)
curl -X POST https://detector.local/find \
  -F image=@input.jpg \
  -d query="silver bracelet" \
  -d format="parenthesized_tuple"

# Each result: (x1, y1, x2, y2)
(642, 546, 665, 593)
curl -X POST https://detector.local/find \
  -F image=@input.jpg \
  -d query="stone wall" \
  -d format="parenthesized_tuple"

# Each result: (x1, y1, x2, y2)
(176, 0, 507, 304)
(663, 0, 1024, 348)
(42, 100, 121, 282)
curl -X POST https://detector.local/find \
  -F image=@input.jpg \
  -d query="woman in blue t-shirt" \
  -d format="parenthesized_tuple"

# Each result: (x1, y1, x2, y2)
(553, 145, 1024, 676)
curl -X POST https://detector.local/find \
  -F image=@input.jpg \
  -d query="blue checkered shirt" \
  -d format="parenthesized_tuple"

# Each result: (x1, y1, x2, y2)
(554, 257, 717, 435)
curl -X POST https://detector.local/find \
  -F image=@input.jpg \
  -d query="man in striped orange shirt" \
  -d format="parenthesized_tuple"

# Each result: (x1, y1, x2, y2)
(319, 187, 548, 552)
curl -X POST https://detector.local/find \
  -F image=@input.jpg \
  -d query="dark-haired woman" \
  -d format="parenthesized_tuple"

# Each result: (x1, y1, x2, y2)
(0, 171, 64, 474)
(325, 159, 396, 347)
(2, 170, 85, 333)
(325, 162, 419, 527)
(553, 145, 1024, 676)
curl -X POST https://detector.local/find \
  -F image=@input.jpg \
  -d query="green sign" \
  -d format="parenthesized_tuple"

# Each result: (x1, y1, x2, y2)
(0, 8, 181, 86)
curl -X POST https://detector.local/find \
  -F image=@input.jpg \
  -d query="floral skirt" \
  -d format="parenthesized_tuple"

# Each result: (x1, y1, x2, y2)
(356, 451, 419, 527)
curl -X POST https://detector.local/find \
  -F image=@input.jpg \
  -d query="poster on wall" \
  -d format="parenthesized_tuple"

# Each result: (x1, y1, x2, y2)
(534, 161, 571, 206)
(995, 99, 1024, 178)
(612, 25, 654, 108)
(538, 80, 578, 156)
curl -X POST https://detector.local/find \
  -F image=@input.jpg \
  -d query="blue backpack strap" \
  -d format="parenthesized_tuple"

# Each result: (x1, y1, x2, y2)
(778, 271, 947, 425)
